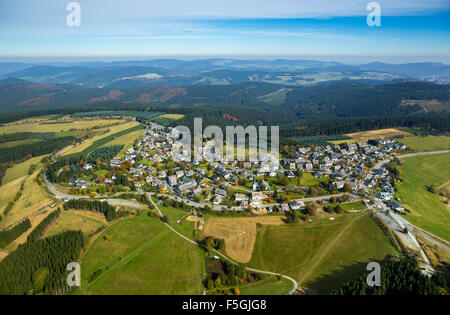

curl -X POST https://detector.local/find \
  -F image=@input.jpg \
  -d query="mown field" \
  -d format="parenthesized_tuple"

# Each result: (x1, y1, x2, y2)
(101, 128, 146, 157)
(0, 139, 42, 148)
(249, 212, 398, 293)
(47, 210, 106, 237)
(2, 155, 45, 184)
(60, 121, 141, 156)
(397, 153, 450, 241)
(77, 214, 206, 295)
(204, 216, 285, 264)
(239, 276, 293, 295)
(0, 118, 125, 134)
(401, 136, 450, 152)
(73, 111, 162, 120)
(330, 128, 413, 144)
(0, 159, 55, 260)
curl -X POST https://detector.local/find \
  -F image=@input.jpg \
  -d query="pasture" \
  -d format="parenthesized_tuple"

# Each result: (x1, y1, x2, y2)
(2, 155, 46, 184)
(61, 121, 140, 156)
(0, 118, 125, 135)
(155, 114, 184, 120)
(249, 212, 398, 293)
(47, 210, 106, 237)
(77, 214, 205, 295)
(397, 153, 450, 241)
(203, 216, 285, 264)
(239, 276, 293, 295)
(331, 128, 413, 144)
(401, 136, 450, 152)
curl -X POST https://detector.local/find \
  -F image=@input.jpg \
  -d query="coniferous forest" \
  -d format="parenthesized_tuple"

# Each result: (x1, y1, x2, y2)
(330, 257, 449, 295)
(0, 231, 84, 295)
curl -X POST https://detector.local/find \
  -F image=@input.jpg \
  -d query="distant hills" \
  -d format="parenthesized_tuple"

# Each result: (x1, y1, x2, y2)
(1, 59, 449, 89)
(0, 58, 448, 124)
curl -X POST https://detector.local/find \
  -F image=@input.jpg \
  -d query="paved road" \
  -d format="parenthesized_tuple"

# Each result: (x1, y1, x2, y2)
(394, 213, 450, 254)
(148, 195, 299, 295)
(397, 150, 450, 158)
(155, 192, 347, 212)
(45, 175, 90, 200)
(98, 199, 146, 209)
(365, 181, 436, 276)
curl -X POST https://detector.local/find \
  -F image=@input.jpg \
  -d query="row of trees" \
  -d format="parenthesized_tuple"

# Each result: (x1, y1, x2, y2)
(0, 136, 75, 164)
(0, 132, 55, 144)
(0, 219, 31, 248)
(27, 209, 61, 242)
(64, 199, 116, 221)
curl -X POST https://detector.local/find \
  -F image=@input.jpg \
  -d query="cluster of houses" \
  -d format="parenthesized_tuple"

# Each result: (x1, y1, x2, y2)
(63, 121, 408, 211)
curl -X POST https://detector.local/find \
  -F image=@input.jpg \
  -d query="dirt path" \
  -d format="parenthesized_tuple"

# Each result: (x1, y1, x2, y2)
(147, 194, 299, 295)
(296, 213, 364, 285)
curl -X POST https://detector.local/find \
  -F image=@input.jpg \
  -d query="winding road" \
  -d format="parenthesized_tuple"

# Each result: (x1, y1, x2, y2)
(147, 194, 299, 295)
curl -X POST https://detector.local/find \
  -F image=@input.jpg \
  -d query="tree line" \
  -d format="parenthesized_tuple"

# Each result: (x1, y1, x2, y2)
(27, 209, 61, 242)
(0, 218, 31, 248)
(0, 136, 75, 164)
(64, 199, 116, 221)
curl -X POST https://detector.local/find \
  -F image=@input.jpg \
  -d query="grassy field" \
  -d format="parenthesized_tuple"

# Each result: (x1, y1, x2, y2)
(249, 212, 398, 293)
(101, 128, 146, 157)
(0, 161, 55, 260)
(239, 276, 293, 295)
(204, 216, 285, 264)
(77, 214, 205, 295)
(156, 202, 197, 240)
(300, 173, 321, 186)
(330, 128, 413, 144)
(61, 121, 140, 156)
(0, 118, 125, 134)
(73, 111, 162, 120)
(2, 155, 46, 184)
(47, 210, 106, 237)
(0, 139, 42, 148)
(156, 114, 184, 120)
(397, 153, 450, 241)
(401, 136, 450, 152)
(0, 167, 53, 229)
(341, 201, 367, 211)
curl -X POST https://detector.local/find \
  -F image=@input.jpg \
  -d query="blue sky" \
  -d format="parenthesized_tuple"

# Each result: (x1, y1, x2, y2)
(0, 0, 449, 63)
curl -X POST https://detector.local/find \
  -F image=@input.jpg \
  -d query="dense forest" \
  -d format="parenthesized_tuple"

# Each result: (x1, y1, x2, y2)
(0, 231, 84, 295)
(282, 113, 450, 138)
(330, 257, 448, 295)
(0, 218, 31, 248)
(284, 81, 449, 118)
(64, 199, 116, 221)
